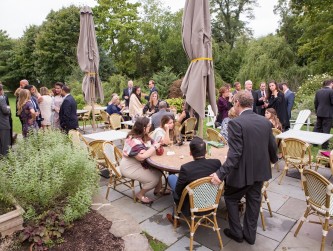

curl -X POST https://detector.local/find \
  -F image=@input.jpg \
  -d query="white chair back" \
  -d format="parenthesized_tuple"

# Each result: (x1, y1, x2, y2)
(206, 105, 216, 128)
(292, 109, 311, 131)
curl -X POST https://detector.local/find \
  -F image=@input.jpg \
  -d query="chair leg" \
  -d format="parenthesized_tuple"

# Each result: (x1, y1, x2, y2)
(278, 165, 288, 185)
(260, 205, 266, 231)
(294, 207, 310, 237)
(213, 214, 223, 249)
(264, 192, 273, 217)
(321, 218, 330, 251)
(131, 180, 136, 202)
(299, 167, 304, 190)
(189, 218, 195, 251)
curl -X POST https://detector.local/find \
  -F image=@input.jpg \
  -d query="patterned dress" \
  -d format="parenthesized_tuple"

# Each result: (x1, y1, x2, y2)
(20, 101, 38, 137)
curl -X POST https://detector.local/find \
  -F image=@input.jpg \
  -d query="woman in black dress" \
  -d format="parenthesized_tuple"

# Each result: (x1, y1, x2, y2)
(266, 81, 290, 131)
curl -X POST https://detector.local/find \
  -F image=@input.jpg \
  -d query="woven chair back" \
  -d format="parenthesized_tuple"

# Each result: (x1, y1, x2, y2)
(281, 138, 311, 164)
(110, 114, 123, 130)
(100, 110, 110, 124)
(103, 142, 122, 177)
(82, 105, 92, 119)
(88, 140, 106, 160)
(206, 128, 227, 145)
(68, 130, 88, 150)
(302, 169, 333, 215)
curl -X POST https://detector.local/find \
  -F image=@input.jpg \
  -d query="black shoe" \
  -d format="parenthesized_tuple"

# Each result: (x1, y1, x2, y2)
(223, 228, 243, 243)
(243, 235, 255, 245)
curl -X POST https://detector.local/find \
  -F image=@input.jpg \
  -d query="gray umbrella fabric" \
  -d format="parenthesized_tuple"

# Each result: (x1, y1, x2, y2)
(77, 6, 104, 104)
(181, 0, 217, 119)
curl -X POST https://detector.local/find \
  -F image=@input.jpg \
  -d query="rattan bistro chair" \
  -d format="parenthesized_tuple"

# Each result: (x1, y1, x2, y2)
(179, 117, 197, 141)
(315, 150, 332, 172)
(100, 110, 112, 130)
(78, 105, 92, 131)
(260, 181, 273, 231)
(102, 142, 136, 201)
(88, 140, 108, 170)
(173, 177, 224, 251)
(109, 114, 131, 133)
(279, 138, 312, 188)
(272, 128, 282, 171)
(294, 169, 333, 251)
(206, 128, 228, 145)
(68, 129, 89, 151)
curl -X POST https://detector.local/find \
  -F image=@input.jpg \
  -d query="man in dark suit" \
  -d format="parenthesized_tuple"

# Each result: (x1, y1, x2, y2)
(122, 80, 133, 107)
(166, 137, 221, 224)
(59, 85, 78, 133)
(281, 83, 295, 121)
(244, 80, 264, 114)
(211, 91, 278, 245)
(144, 79, 158, 101)
(313, 79, 333, 149)
(255, 82, 267, 116)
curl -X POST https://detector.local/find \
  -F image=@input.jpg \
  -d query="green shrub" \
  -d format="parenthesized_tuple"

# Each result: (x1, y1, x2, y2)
(165, 98, 184, 113)
(152, 66, 179, 99)
(0, 129, 99, 222)
(294, 73, 332, 112)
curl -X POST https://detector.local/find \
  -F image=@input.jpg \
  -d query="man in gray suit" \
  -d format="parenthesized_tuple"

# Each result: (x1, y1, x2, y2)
(313, 79, 333, 149)
(281, 83, 295, 120)
(211, 91, 278, 245)
(151, 101, 174, 130)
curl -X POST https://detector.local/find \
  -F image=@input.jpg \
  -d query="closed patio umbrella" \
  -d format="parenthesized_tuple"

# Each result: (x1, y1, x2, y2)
(77, 6, 104, 131)
(181, 0, 217, 135)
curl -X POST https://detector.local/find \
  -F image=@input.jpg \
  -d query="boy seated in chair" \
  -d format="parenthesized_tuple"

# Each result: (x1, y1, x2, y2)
(166, 137, 222, 225)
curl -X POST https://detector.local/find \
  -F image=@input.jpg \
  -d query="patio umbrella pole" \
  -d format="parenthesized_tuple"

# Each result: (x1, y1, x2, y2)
(198, 118, 203, 138)
(91, 77, 96, 131)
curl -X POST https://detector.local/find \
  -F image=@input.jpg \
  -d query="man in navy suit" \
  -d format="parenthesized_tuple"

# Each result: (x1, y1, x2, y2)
(59, 85, 78, 133)
(313, 79, 333, 149)
(280, 83, 295, 121)
(144, 80, 158, 101)
(122, 80, 133, 107)
(166, 137, 221, 224)
(255, 82, 267, 116)
(211, 91, 277, 245)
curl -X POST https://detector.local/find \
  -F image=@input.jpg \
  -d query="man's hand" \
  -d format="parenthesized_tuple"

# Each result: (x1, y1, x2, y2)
(210, 172, 222, 185)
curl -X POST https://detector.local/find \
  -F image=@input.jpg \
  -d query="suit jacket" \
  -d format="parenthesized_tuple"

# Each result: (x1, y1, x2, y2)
(175, 158, 221, 216)
(216, 109, 278, 188)
(122, 88, 132, 107)
(284, 89, 295, 120)
(145, 86, 158, 101)
(0, 96, 11, 129)
(59, 94, 78, 131)
(314, 87, 333, 118)
(248, 90, 264, 113)
(255, 90, 266, 116)
(151, 109, 174, 130)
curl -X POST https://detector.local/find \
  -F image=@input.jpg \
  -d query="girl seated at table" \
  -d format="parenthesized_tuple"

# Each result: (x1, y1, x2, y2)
(120, 117, 163, 204)
(150, 115, 175, 145)
(265, 108, 282, 131)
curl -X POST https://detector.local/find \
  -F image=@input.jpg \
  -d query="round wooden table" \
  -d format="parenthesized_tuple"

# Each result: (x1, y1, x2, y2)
(147, 142, 229, 173)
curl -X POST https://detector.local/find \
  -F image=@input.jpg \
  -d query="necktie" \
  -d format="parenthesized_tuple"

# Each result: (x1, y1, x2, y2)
(262, 91, 265, 97)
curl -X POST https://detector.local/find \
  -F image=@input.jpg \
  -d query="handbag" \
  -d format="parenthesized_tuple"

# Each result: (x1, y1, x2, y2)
(156, 145, 164, 156)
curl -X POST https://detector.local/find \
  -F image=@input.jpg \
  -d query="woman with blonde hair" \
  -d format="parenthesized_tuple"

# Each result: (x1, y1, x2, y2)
(39, 87, 53, 129)
(143, 91, 160, 116)
(265, 108, 282, 131)
(17, 89, 38, 137)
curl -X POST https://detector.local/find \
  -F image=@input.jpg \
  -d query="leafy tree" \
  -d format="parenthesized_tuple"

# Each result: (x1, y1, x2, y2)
(94, 0, 141, 76)
(33, 6, 81, 86)
(210, 0, 258, 48)
(0, 30, 15, 86)
(237, 35, 307, 90)
(152, 66, 178, 98)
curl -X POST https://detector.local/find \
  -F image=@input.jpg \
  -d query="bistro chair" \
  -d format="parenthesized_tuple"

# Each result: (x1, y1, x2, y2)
(179, 117, 197, 141)
(206, 128, 228, 145)
(272, 128, 282, 171)
(100, 110, 112, 130)
(92, 104, 102, 126)
(294, 169, 333, 251)
(68, 130, 89, 151)
(205, 105, 217, 128)
(88, 140, 108, 170)
(109, 114, 131, 133)
(102, 142, 136, 201)
(78, 105, 92, 131)
(315, 150, 332, 173)
(279, 138, 312, 188)
(260, 181, 273, 231)
(173, 177, 224, 251)
(290, 109, 311, 131)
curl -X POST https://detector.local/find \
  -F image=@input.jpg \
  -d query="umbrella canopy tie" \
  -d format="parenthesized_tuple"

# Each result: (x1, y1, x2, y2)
(191, 57, 212, 63)
(85, 72, 97, 76)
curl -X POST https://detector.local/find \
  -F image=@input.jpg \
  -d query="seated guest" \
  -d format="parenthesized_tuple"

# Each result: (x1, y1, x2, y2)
(265, 108, 282, 131)
(220, 107, 237, 142)
(143, 91, 160, 116)
(151, 101, 174, 130)
(151, 115, 174, 145)
(166, 137, 222, 224)
(129, 86, 143, 118)
(106, 95, 124, 115)
(120, 117, 163, 204)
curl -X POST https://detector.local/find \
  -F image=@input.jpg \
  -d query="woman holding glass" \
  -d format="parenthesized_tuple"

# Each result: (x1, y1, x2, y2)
(151, 115, 175, 145)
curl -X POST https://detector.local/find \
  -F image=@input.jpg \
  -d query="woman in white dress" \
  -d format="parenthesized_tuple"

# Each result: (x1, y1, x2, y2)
(39, 87, 53, 129)
(128, 86, 143, 119)
(150, 115, 174, 145)
(52, 82, 64, 129)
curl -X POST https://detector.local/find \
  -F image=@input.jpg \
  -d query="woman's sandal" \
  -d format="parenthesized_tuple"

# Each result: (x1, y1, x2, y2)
(154, 189, 171, 196)
(136, 195, 154, 205)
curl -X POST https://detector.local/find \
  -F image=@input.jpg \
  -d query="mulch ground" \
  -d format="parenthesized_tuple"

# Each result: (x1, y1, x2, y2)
(49, 210, 124, 251)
